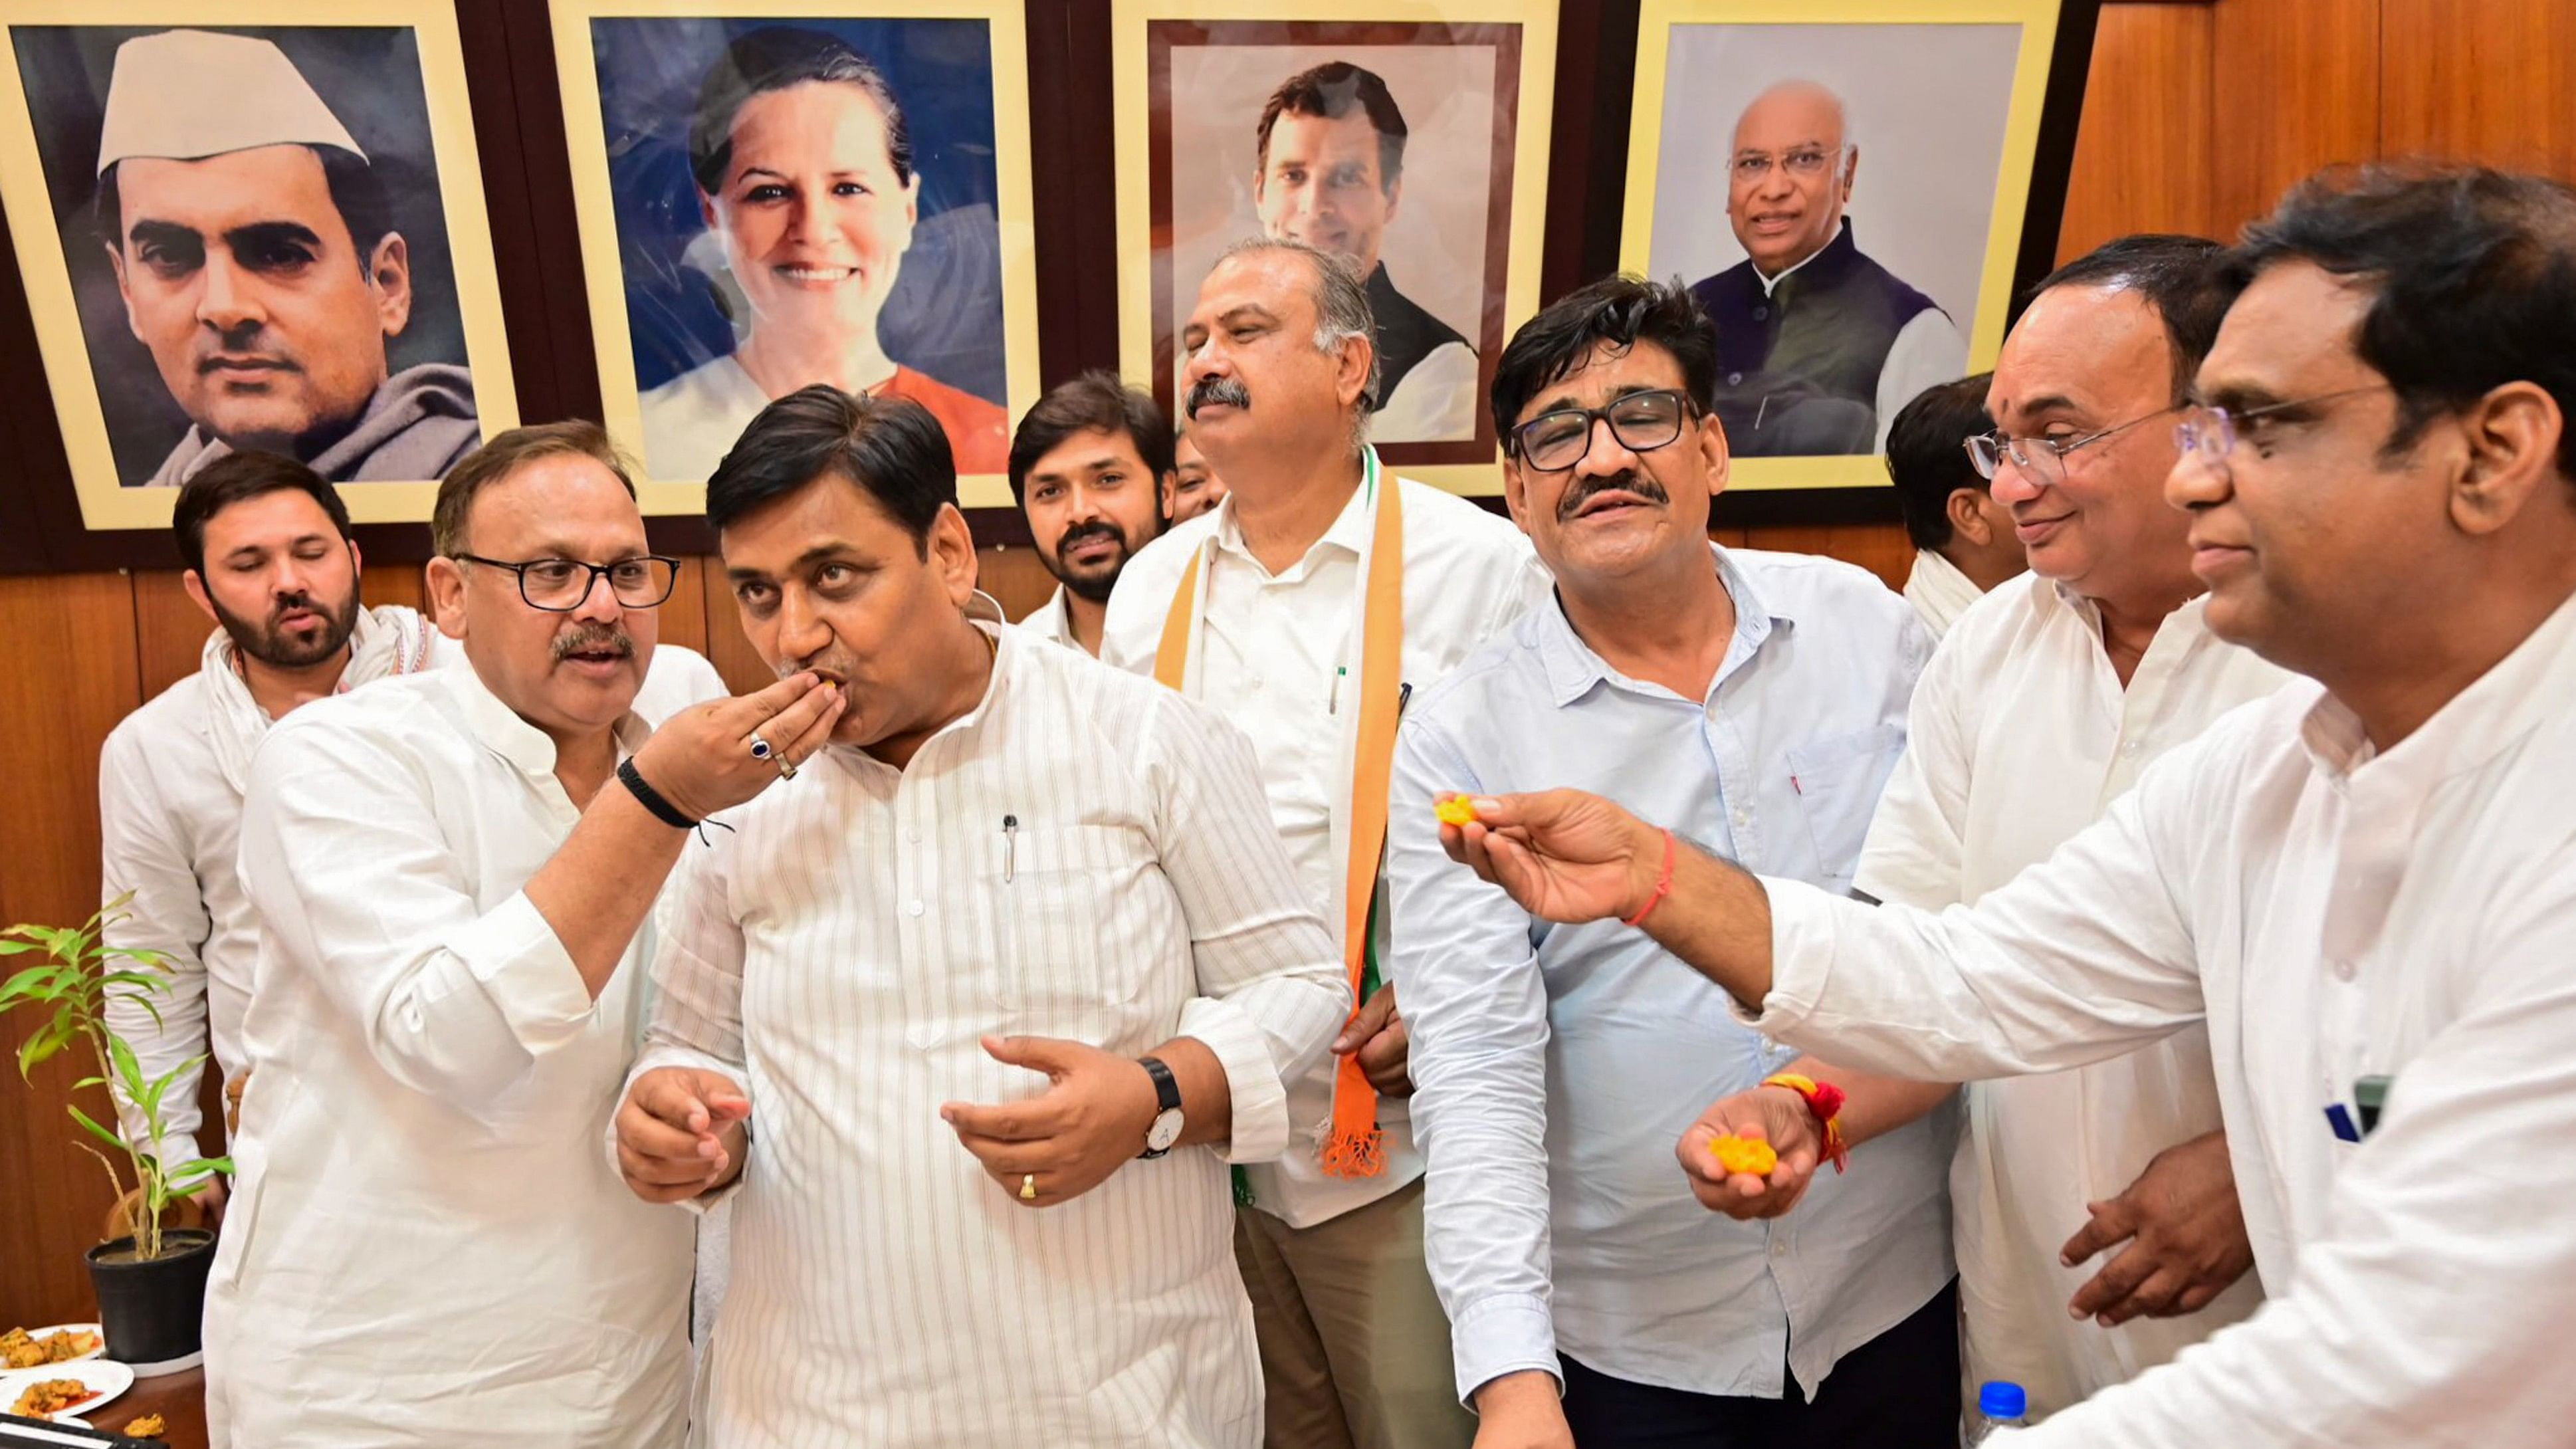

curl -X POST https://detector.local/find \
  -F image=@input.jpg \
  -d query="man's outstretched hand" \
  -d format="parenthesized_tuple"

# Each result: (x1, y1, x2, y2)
(1438, 790, 1661, 925)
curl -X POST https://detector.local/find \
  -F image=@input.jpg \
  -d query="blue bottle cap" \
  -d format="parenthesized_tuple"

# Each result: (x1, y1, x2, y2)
(1979, 1381, 2028, 1420)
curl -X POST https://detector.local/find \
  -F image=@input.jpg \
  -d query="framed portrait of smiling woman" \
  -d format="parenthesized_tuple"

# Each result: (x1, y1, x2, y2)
(553, 1, 1040, 512)
(1622, 0, 2096, 491)
(0, 3, 516, 530)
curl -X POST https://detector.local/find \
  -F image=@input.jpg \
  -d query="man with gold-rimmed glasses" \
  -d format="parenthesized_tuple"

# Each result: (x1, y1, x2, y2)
(1385, 274, 1953, 1448)
(206, 420, 823, 1448)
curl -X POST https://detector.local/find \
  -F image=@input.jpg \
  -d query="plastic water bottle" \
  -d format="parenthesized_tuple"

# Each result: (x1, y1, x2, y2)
(1967, 1381, 2029, 1443)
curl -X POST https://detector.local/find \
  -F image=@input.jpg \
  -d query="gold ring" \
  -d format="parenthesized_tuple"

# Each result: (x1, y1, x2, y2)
(1020, 1174, 1038, 1201)
(776, 754, 799, 781)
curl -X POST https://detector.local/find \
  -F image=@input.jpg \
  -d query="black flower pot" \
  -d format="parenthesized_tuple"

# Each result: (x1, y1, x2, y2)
(84, 1228, 215, 1372)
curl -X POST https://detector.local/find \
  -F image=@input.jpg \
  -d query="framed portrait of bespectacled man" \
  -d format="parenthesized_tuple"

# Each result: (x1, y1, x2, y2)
(0, 2, 517, 530)
(1113, 0, 1559, 499)
(1623, 0, 2096, 491)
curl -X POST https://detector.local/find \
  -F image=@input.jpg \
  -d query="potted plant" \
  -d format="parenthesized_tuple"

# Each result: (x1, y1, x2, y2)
(2, 897, 231, 1371)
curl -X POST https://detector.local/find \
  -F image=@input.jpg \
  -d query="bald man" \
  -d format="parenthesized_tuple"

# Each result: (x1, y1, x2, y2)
(1688, 80, 1966, 458)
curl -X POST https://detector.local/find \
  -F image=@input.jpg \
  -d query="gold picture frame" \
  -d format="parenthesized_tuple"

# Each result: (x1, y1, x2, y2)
(0, 1, 518, 529)
(552, 0, 1043, 514)
(1111, 0, 1559, 499)
(1622, 0, 2076, 490)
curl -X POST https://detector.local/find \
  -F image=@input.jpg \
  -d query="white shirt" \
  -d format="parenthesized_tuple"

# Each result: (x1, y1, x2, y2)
(1102, 464, 1553, 1226)
(1856, 578, 2288, 1417)
(1016, 583, 1085, 653)
(207, 652, 726, 1449)
(1391, 548, 1949, 1404)
(1374, 342, 1479, 444)
(96, 606, 462, 1164)
(635, 626, 1347, 1447)
(1900, 548, 1988, 640)
(1750, 586, 2576, 1448)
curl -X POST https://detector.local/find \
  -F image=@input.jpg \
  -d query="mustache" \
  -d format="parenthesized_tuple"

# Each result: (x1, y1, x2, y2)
(552, 624, 635, 661)
(1052, 520, 1126, 557)
(270, 590, 323, 623)
(1186, 376, 1250, 419)
(1556, 471, 1669, 521)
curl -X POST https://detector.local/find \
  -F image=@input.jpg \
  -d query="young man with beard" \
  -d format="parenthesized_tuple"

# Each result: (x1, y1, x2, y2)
(1384, 276, 1951, 1449)
(1010, 372, 1172, 655)
(205, 423, 774, 1447)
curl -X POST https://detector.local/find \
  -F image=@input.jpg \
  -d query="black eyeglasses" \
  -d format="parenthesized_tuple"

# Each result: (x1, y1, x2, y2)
(1509, 389, 1696, 473)
(454, 554, 679, 612)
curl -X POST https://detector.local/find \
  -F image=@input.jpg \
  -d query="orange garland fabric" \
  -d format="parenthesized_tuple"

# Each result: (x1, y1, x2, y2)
(1158, 458, 1403, 1179)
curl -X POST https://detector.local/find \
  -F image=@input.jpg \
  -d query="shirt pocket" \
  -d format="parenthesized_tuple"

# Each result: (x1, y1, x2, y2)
(984, 823, 1158, 1039)
(1784, 723, 1906, 892)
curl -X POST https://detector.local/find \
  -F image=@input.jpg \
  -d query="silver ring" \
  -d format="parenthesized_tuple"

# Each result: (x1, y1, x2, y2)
(747, 732, 774, 762)
(776, 756, 799, 782)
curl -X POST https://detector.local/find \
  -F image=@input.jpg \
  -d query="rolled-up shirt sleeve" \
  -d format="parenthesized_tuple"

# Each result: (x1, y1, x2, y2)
(238, 720, 594, 1109)
(1146, 693, 1346, 1165)
(1388, 716, 1560, 1406)
(1745, 744, 2213, 1082)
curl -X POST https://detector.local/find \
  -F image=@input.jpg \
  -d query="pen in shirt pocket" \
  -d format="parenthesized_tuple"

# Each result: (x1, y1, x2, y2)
(1002, 813, 1018, 884)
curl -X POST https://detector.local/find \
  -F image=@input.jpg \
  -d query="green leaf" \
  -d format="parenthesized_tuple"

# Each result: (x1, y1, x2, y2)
(65, 1102, 132, 1157)
(17, 1013, 74, 1077)
(167, 1157, 231, 1189)
(106, 1034, 145, 1097)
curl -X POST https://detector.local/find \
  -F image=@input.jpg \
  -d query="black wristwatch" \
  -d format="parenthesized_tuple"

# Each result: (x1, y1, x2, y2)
(1138, 1056, 1184, 1159)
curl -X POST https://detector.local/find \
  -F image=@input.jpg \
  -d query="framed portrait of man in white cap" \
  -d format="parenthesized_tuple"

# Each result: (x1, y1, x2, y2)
(0, 3, 516, 530)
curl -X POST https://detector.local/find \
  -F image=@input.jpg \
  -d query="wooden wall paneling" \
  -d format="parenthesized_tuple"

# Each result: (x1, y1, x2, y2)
(2208, 0, 2381, 237)
(659, 558, 711, 660)
(696, 561, 769, 697)
(978, 545, 1061, 625)
(1738, 523, 1913, 592)
(132, 574, 209, 705)
(2055, 3, 2218, 262)
(2378, 0, 2576, 181)
(0, 573, 145, 1325)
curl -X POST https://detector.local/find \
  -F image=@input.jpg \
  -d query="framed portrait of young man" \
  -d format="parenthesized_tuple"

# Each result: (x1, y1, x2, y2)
(1113, 0, 1558, 497)
(1624, 0, 2097, 490)
(0, 3, 518, 530)
(552, 0, 1041, 512)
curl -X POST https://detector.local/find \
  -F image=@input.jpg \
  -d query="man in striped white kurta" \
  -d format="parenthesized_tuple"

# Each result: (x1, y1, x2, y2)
(614, 385, 1350, 1448)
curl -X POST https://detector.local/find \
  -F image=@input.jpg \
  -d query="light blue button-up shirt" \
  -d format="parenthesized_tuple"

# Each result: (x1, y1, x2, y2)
(1387, 544, 1956, 1406)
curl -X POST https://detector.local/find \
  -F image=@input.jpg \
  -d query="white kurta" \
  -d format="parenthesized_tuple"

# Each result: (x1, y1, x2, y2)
(1014, 583, 1084, 651)
(1753, 586, 2576, 1448)
(207, 651, 725, 1449)
(636, 627, 1348, 1448)
(1856, 578, 2288, 1418)
(98, 606, 451, 1164)
(1899, 548, 1988, 641)
(1101, 469, 1553, 1228)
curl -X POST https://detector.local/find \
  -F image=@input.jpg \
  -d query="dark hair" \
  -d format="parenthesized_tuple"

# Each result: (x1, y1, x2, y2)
(1884, 374, 1996, 551)
(689, 27, 912, 195)
(1489, 275, 1718, 447)
(2028, 234, 2229, 407)
(98, 146, 392, 271)
(172, 450, 353, 577)
(1008, 371, 1175, 508)
(707, 385, 954, 553)
(433, 421, 636, 558)
(2224, 162, 2576, 478)
(1255, 62, 1408, 193)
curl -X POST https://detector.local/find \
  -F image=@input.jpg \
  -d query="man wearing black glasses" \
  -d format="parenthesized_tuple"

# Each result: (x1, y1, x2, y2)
(1384, 275, 1951, 1448)
(205, 420, 822, 1448)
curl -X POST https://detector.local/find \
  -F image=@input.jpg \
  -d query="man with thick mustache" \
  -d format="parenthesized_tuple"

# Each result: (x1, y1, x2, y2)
(1384, 275, 1951, 1449)
(94, 29, 480, 487)
(1102, 237, 1545, 1449)
(1009, 371, 1172, 655)
(205, 421, 803, 1447)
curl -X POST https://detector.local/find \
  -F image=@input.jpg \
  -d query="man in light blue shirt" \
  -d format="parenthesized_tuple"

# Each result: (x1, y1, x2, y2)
(1386, 275, 1958, 1448)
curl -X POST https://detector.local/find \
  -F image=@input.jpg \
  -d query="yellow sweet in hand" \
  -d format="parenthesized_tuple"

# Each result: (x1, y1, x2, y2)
(1708, 1133, 1778, 1178)
(1434, 795, 1479, 827)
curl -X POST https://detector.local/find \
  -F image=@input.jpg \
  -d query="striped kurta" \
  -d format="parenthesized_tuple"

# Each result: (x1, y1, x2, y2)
(635, 625, 1348, 1447)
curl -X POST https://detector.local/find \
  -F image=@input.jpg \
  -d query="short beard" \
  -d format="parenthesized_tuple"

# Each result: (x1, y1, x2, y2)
(1047, 521, 1135, 604)
(211, 590, 360, 669)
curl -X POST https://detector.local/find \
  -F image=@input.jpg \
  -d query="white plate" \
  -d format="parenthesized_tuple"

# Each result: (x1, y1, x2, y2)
(4, 1323, 104, 1368)
(0, 1357, 135, 1424)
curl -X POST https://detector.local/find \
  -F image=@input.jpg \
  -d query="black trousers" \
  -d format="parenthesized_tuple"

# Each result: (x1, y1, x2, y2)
(1560, 1280, 1961, 1449)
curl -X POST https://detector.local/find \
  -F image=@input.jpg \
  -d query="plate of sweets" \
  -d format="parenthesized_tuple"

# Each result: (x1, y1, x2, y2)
(0, 1357, 135, 1425)
(0, 1324, 103, 1370)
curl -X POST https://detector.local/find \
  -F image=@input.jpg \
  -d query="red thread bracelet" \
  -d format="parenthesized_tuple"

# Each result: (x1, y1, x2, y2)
(1622, 828, 1677, 928)
(1761, 1072, 1851, 1173)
